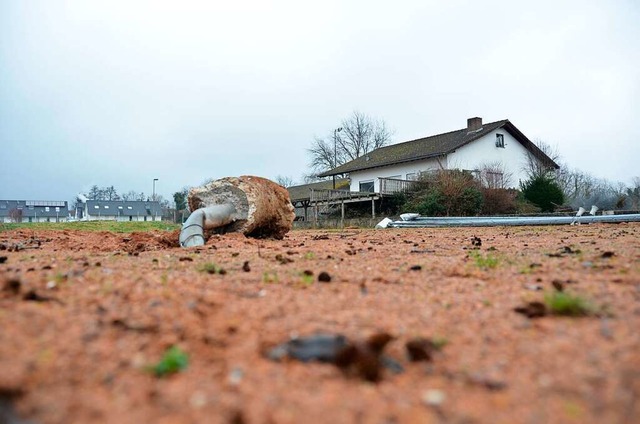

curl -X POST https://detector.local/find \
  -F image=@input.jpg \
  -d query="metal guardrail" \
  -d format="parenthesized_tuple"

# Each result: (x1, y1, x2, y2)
(387, 214, 640, 228)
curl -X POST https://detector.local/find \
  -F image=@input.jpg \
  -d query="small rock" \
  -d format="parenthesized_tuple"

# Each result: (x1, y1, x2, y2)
(523, 283, 543, 291)
(190, 391, 207, 408)
(242, 261, 251, 272)
(409, 265, 422, 271)
(0, 256, 7, 264)
(46, 281, 57, 290)
(318, 271, 331, 283)
(228, 367, 244, 386)
(422, 389, 446, 407)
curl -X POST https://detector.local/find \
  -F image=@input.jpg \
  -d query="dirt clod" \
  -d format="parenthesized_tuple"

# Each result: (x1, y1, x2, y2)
(318, 271, 331, 282)
(514, 301, 547, 318)
(406, 337, 438, 362)
(2, 278, 21, 294)
(242, 261, 251, 272)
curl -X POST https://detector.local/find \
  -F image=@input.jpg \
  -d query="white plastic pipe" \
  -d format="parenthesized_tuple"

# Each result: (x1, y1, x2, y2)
(179, 204, 237, 247)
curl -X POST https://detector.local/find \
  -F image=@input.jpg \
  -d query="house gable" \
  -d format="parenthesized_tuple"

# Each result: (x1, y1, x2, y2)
(449, 128, 538, 187)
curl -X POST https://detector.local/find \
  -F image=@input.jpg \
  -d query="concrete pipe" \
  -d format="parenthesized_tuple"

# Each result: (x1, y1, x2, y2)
(180, 176, 295, 247)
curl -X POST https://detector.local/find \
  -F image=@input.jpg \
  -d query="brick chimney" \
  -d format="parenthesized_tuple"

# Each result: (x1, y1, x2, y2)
(467, 117, 482, 132)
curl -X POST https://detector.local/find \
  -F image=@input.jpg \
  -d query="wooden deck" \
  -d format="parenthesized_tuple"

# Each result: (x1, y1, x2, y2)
(290, 177, 423, 224)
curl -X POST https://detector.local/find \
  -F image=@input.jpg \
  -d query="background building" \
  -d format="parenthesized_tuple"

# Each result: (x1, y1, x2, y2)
(0, 200, 69, 223)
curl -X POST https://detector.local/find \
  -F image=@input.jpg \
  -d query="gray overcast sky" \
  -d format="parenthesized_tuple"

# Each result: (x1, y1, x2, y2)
(1, 0, 639, 205)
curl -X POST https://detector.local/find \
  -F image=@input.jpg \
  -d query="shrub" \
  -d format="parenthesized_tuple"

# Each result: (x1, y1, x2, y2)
(481, 188, 518, 215)
(405, 170, 483, 216)
(521, 175, 564, 212)
(409, 190, 446, 216)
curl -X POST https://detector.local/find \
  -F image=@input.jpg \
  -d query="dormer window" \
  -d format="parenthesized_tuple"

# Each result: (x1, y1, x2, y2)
(495, 133, 505, 148)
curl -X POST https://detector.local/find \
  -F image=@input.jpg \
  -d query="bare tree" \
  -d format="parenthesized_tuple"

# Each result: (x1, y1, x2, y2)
(87, 185, 101, 200)
(275, 175, 295, 188)
(627, 177, 640, 210)
(556, 167, 630, 210)
(103, 185, 120, 201)
(477, 161, 513, 189)
(308, 111, 392, 175)
(121, 190, 138, 201)
(8, 208, 23, 223)
(524, 139, 561, 179)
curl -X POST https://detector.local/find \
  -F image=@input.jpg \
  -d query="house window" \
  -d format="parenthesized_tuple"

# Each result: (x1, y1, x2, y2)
(104, 205, 109, 209)
(94, 205, 99, 209)
(118, 206, 123, 210)
(44, 207, 50, 212)
(495, 134, 505, 148)
(485, 171, 504, 189)
(127, 206, 133, 210)
(359, 181, 374, 193)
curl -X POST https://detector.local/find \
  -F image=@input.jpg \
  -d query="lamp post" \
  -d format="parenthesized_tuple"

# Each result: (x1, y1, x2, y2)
(333, 127, 343, 189)
(153, 178, 159, 202)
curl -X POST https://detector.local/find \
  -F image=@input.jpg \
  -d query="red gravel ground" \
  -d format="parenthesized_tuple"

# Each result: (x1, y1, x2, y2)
(0, 224, 639, 424)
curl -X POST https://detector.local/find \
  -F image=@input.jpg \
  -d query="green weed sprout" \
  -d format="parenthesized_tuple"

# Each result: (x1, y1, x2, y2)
(544, 291, 592, 316)
(149, 346, 189, 377)
(199, 263, 225, 275)
(469, 251, 499, 269)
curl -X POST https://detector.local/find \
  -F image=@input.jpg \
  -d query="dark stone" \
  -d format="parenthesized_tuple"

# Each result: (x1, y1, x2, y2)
(318, 271, 331, 282)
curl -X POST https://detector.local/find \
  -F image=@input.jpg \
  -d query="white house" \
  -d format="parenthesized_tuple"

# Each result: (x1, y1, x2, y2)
(318, 117, 559, 193)
(81, 200, 162, 222)
(0, 200, 69, 223)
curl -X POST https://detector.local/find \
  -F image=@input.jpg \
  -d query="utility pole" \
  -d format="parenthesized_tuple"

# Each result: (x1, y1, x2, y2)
(333, 127, 342, 189)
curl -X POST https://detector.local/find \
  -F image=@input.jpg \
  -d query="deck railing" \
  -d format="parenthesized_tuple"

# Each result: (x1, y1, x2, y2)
(310, 188, 374, 203)
(378, 177, 423, 195)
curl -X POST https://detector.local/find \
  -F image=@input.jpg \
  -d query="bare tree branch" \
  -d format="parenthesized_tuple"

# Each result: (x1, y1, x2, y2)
(275, 175, 296, 188)
(524, 139, 561, 179)
(308, 110, 393, 175)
